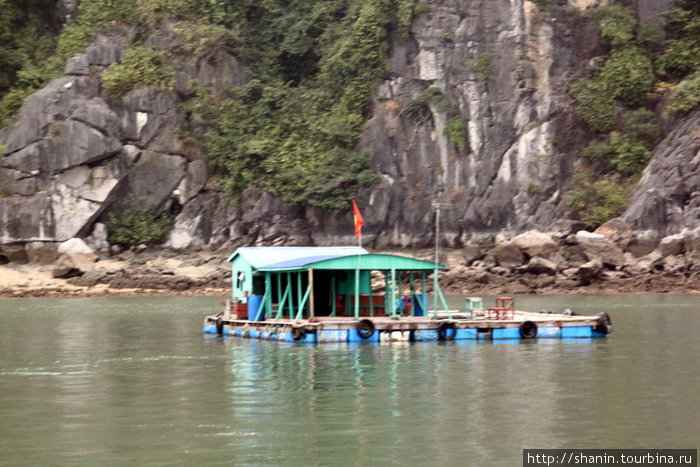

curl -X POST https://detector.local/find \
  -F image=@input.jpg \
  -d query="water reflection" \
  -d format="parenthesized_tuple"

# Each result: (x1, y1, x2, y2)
(219, 337, 625, 464)
(1, 295, 699, 466)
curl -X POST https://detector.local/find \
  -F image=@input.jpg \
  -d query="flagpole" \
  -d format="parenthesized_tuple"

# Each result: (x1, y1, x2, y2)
(352, 200, 364, 320)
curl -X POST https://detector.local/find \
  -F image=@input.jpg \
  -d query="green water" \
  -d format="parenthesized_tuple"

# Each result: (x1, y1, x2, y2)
(0, 295, 698, 466)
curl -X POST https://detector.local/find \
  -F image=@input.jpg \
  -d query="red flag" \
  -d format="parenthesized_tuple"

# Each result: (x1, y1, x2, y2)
(352, 200, 364, 238)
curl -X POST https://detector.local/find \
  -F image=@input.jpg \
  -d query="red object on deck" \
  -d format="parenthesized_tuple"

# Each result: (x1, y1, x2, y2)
(233, 302, 248, 319)
(488, 297, 515, 320)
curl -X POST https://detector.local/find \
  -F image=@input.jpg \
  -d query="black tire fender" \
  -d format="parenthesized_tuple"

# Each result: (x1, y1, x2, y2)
(356, 319, 375, 339)
(291, 326, 306, 341)
(594, 312, 613, 334)
(215, 317, 224, 335)
(519, 320, 537, 339)
(437, 321, 457, 341)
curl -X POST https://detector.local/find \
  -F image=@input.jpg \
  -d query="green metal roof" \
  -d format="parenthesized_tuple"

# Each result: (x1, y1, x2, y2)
(228, 247, 442, 272)
(291, 253, 442, 271)
(228, 246, 368, 270)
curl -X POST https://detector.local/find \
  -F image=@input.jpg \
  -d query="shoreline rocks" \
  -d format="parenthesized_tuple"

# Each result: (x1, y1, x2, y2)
(1, 222, 698, 298)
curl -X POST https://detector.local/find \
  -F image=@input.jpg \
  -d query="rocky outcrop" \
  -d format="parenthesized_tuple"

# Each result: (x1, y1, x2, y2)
(342, 0, 604, 248)
(0, 32, 245, 255)
(0, 40, 126, 246)
(441, 223, 700, 293)
(623, 110, 700, 236)
(0, 0, 697, 290)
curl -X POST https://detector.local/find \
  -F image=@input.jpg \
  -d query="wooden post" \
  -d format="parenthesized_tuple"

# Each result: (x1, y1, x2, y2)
(308, 266, 315, 319)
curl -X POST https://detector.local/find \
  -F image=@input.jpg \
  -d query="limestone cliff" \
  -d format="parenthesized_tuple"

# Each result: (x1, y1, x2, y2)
(0, 0, 697, 263)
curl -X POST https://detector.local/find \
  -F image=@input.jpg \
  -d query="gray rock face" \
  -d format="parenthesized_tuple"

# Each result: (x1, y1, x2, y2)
(55, 0, 79, 25)
(1, 76, 99, 154)
(0, 30, 230, 252)
(343, 0, 602, 247)
(85, 35, 123, 66)
(115, 151, 186, 212)
(120, 89, 179, 147)
(624, 111, 700, 236)
(0, 1, 697, 258)
(0, 193, 55, 243)
(5, 119, 121, 174)
(65, 54, 89, 75)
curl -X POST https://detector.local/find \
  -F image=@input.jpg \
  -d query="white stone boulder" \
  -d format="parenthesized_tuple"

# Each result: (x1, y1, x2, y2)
(512, 230, 558, 257)
(575, 230, 625, 267)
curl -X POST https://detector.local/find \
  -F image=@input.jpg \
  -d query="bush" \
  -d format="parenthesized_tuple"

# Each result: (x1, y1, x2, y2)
(656, 5, 700, 78)
(608, 135, 651, 177)
(397, 0, 417, 39)
(583, 133, 652, 178)
(106, 200, 175, 247)
(571, 78, 617, 132)
(0, 88, 32, 128)
(102, 47, 175, 99)
(583, 5, 637, 48)
(582, 138, 615, 172)
(171, 22, 233, 59)
(444, 116, 467, 151)
(474, 53, 494, 81)
(531, 0, 553, 10)
(404, 98, 426, 115)
(566, 173, 629, 229)
(622, 108, 661, 145)
(137, 0, 198, 25)
(421, 87, 448, 110)
(302, 148, 380, 211)
(597, 47, 654, 105)
(572, 47, 654, 131)
(193, 0, 406, 212)
(669, 71, 700, 114)
(404, 87, 449, 116)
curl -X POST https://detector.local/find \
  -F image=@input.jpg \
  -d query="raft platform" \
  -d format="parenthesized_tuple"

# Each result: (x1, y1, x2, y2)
(204, 310, 612, 343)
(204, 246, 612, 343)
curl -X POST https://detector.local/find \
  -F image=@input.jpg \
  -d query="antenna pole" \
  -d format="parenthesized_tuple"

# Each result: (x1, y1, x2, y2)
(432, 201, 440, 312)
(434, 202, 440, 269)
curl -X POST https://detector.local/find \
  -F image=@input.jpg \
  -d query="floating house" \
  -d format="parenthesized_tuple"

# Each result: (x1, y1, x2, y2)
(204, 246, 612, 343)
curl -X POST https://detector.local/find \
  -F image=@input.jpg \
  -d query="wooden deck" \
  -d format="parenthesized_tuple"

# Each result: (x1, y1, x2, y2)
(205, 310, 602, 333)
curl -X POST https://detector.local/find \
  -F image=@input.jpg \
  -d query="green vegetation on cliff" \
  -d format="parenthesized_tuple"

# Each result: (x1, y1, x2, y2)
(1, 0, 401, 211)
(184, 0, 413, 211)
(102, 47, 175, 99)
(106, 198, 176, 247)
(0, 0, 59, 127)
(1, 0, 698, 223)
(567, 0, 699, 229)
